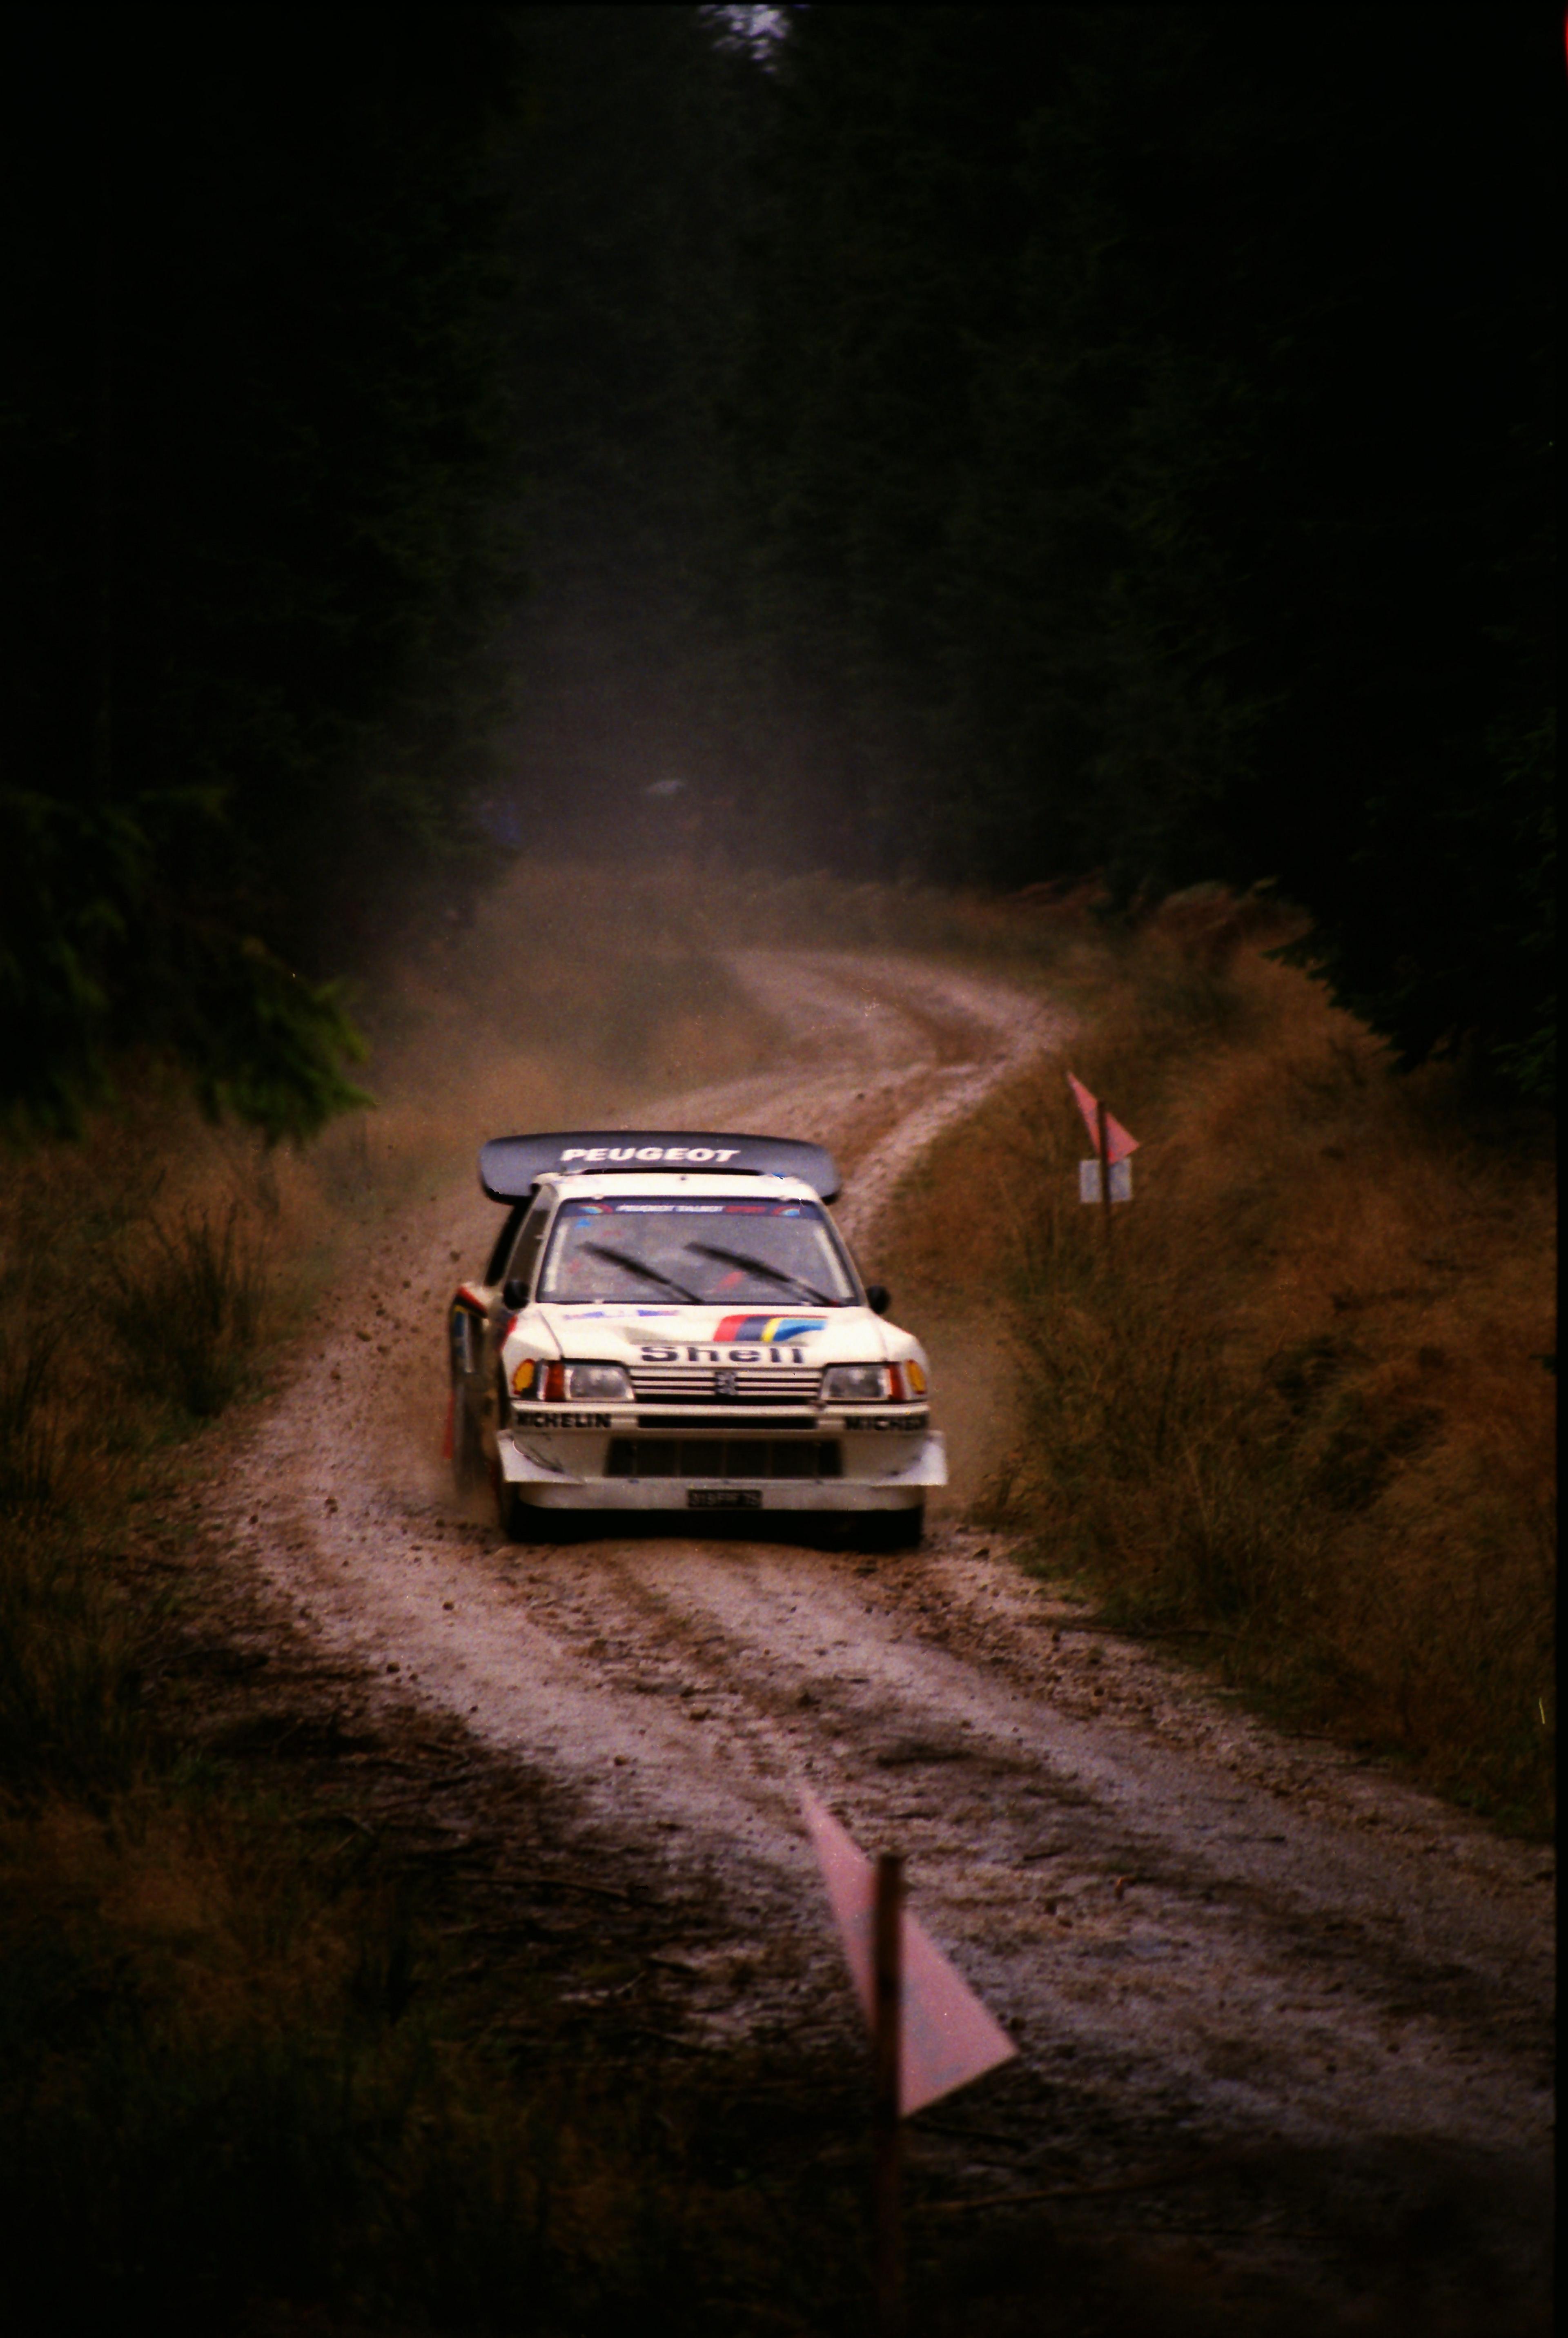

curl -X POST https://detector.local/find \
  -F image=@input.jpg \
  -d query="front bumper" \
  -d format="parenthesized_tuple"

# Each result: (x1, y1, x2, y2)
(495, 1415, 946, 1513)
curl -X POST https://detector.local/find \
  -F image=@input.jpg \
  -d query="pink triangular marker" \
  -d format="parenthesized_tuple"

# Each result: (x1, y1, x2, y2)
(801, 1789, 1017, 2115)
(1067, 1071, 1139, 1165)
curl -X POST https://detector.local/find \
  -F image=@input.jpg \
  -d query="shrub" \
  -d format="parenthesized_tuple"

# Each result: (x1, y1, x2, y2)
(0, 1316, 57, 1515)
(105, 1202, 270, 1420)
(882, 894, 1557, 1830)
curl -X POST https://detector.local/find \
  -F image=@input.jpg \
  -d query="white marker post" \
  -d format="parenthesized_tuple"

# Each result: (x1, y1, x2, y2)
(873, 1853, 905, 2338)
(1096, 1097, 1112, 1248)
(800, 1792, 1018, 2338)
(1076, 1158, 1133, 1203)
(1069, 1072, 1138, 1232)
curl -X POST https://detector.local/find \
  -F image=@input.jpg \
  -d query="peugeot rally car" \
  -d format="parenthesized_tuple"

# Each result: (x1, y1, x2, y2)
(447, 1129, 945, 1548)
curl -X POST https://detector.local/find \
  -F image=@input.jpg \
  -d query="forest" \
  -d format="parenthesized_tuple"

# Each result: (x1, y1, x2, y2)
(0, 16, 1554, 2331)
(1, 4, 1554, 1134)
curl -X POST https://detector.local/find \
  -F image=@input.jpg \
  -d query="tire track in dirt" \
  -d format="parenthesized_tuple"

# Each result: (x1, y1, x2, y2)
(215, 947, 1552, 2310)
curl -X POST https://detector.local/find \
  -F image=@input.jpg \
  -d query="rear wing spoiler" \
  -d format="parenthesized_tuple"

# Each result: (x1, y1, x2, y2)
(478, 1130, 842, 1205)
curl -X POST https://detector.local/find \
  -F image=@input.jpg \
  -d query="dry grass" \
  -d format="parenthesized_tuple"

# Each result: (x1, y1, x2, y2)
(2, 858, 1083, 2330)
(0, 1784, 868, 2335)
(105, 1201, 272, 1418)
(880, 890, 1556, 1832)
(0, 860, 800, 1808)
(0, 868, 852, 2334)
(2, 860, 1553, 2327)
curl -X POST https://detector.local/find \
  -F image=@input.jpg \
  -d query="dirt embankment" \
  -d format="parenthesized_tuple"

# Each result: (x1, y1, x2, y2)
(191, 946, 1553, 2328)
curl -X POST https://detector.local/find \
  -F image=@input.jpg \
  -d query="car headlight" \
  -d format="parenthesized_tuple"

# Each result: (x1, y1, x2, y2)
(821, 1362, 928, 1403)
(822, 1364, 894, 1403)
(564, 1362, 632, 1402)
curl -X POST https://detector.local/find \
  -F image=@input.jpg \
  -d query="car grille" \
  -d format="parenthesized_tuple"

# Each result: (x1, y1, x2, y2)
(629, 1364, 822, 1404)
(606, 1437, 841, 1482)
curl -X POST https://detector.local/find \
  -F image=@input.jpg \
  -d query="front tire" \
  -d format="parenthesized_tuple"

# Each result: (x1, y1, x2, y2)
(495, 1469, 536, 1541)
(452, 1384, 484, 1493)
(852, 1504, 924, 1555)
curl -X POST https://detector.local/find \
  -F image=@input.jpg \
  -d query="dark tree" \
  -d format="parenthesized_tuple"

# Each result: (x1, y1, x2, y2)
(725, 5, 1555, 1090)
(1, 7, 523, 1135)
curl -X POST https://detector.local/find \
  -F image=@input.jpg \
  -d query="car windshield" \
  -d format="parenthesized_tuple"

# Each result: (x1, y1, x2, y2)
(537, 1197, 858, 1307)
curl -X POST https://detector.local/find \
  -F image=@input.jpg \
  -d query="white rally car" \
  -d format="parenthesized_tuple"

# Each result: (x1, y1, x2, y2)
(448, 1129, 945, 1549)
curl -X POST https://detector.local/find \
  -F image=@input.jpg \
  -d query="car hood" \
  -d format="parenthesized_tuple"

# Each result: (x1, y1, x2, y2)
(537, 1302, 901, 1364)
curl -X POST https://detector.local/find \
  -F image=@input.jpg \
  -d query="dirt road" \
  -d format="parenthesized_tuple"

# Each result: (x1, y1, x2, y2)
(217, 949, 1552, 2320)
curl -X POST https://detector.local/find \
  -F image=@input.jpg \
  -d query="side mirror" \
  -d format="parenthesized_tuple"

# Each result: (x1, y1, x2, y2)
(501, 1277, 528, 1311)
(865, 1283, 891, 1317)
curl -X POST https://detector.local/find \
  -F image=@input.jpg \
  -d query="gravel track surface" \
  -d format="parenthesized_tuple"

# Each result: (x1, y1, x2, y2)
(209, 948, 1552, 2322)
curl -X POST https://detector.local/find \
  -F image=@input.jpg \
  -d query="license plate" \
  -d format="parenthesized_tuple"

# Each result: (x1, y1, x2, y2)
(687, 1487, 762, 1511)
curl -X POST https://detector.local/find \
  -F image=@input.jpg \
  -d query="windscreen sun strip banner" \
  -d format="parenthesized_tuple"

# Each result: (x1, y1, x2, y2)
(479, 1131, 842, 1204)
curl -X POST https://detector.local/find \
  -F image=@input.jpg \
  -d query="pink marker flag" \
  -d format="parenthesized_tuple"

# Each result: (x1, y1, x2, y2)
(801, 1788, 1017, 2115)
(1067, 1071, 1140, 1165)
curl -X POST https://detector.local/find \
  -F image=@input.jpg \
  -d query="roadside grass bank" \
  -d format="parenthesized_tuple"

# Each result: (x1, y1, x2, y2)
(0, 1762, 871, 2335)
(878, 890, 1556, 1835)
(0, 884, 836, 2335)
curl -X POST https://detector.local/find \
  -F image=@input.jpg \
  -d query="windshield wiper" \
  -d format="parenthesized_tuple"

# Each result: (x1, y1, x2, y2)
(683, 1243, 839, 1307)
(576, 1243, 702, 1303)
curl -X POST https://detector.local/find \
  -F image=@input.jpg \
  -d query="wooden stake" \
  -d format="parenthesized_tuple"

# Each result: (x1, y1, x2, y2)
(873, 1851, 906, 2338)
(1096, 1097, 1113, 1246)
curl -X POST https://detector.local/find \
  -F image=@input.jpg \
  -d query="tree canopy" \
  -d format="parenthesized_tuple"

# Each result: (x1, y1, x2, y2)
(1, 6, 522, 1136)
(1, 6, 1553, 1129)
(721, 4, 1554, 1091)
